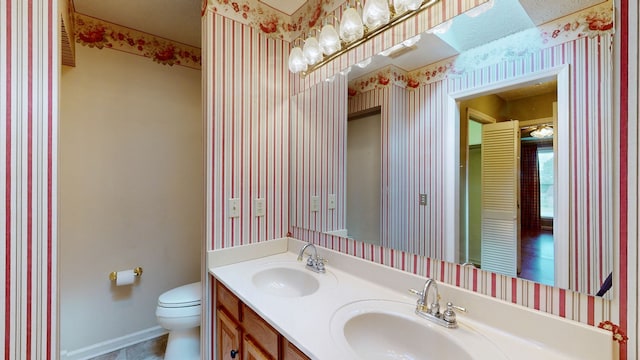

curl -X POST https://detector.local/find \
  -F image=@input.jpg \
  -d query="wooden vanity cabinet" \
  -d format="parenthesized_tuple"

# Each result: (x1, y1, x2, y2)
(214, 279, 311, 360)
(281, 338, 310, 360)
(217, 309, 242, 360)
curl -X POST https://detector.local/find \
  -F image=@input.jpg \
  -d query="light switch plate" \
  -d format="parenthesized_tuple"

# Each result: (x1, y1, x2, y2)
(228, 198, 240, 218)
(328, 194, 336, 210)
(419, 194, 428, 206)
(310, 195, 320, 212)
(254, 198, 265, 217)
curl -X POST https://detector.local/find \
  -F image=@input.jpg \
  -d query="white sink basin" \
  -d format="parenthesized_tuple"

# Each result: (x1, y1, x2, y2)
(330, 300, 508, 360)
(252, 266, 320, 297)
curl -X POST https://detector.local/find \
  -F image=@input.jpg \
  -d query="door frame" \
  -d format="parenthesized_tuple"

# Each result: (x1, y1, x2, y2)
(444, 65, 570, 289)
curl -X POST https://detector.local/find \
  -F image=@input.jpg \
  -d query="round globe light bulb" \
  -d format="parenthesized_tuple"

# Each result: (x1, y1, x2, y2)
(339, 7, 364, 43)
(288, 47, 307, 73)
(318, 24, 341, 55)
(363, 0, 391, 29)
(302, 37, 323, 65)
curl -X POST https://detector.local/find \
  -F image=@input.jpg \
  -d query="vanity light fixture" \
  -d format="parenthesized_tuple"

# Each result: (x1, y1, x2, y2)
(288, 0, 440, 76)
(302, 36, 323, 65)
(319, 23, 342, 55)
(530, 124, 554, 138)
(288, 45, 308, 73)
(362, 0, 391, 29)
(339, 6, 365, 42)
(394, 0, 423, 14)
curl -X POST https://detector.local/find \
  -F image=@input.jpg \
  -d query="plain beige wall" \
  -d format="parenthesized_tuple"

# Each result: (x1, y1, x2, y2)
(504, 92, 557, 120)
(59, 45, 203, 352)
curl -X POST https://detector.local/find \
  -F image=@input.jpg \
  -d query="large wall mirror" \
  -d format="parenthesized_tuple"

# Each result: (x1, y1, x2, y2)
(290, 0, 614, 298)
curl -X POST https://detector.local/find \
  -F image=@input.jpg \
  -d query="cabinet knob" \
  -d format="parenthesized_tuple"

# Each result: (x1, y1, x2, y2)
(230, 349, 239, 358)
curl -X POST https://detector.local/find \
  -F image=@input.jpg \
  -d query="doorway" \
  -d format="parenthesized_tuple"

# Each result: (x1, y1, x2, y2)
(346, 110, 382, 245)
(446, 66, 569, 288)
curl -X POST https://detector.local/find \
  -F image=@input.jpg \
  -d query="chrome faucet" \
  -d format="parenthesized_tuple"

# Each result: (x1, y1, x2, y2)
(421, 278, 440, 315)
(297, 242, 326, 273)
(409, 278, 466, 328)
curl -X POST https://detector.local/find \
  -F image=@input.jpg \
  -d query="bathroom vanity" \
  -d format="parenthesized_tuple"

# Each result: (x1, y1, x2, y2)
(208, 238, 613, 359)
(215, 279, 310, 360)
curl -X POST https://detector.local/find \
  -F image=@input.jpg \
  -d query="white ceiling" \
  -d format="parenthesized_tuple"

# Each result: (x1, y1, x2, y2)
(73, 0, 202, 47)
(72, 0, 605, 65)
(260, 0, 307, 15)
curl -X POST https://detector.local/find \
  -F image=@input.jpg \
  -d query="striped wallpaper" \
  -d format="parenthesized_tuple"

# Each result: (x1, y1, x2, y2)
(618, 0, 637, 357)
(1, 0, 58, 359)
(204, 11, 290, 250)
(290, 76, 348, 234)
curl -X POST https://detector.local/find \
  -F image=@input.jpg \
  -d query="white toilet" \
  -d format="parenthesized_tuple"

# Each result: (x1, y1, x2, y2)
(156, 282, 201, 360)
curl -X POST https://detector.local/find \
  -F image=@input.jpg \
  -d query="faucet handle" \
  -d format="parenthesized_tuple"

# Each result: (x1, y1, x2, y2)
(408, 288, 424, 297)
(447, 302, 466, 313)
(305, 255, 315, 266)
(408, 289, 427, 311)
(408, 288, 421, 295)
(443, 302, 466, 324)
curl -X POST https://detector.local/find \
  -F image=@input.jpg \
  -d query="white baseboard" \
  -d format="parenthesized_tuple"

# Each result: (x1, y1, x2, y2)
(60, 326, 168, 360)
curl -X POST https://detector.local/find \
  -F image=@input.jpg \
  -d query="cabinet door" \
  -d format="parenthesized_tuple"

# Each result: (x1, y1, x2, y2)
(282, 338, 311, 360)
(243, 336, 273, 360)
(242, 305, 279, 359)
(218, 309, 242, 360)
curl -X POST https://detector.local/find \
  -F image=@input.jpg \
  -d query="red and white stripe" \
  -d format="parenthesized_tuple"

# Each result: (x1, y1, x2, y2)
(205, 12, 290, 250)
(1, 0, 57, 359)
(618, 0, 636, 358)
(290, 76, 348, 233)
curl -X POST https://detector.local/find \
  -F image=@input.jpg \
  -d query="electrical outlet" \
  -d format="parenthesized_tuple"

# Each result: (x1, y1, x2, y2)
(255, 198, 265, 217)
(419, 194, 428, 206)
(310, 196, 320, 212)
(228, 198, 240, 218)
(328, 194, 336, 210)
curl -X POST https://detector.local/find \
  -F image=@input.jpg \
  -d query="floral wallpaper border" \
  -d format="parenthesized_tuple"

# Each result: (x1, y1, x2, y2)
(348, 1, 613, 95)
(207, 0, 343, 41)
(74, 13, 202, 70)
(348, 65, 409, 96)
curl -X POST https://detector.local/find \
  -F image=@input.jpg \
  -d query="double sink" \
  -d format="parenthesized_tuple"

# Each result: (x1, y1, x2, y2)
(224, 252, 507, 359)
(210, 239, 612, 359)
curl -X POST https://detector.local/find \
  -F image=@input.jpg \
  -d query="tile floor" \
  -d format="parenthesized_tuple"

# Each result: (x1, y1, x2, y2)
(89, 335, 168, 360)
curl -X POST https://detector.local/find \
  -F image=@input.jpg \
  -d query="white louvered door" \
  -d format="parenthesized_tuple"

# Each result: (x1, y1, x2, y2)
(480, 121, 520, 277)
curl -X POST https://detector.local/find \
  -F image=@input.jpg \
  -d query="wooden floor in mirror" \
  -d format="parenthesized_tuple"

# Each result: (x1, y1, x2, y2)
(519, 230, 554, 287)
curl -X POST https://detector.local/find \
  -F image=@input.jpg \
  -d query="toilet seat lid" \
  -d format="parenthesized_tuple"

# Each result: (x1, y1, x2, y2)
(158, 282, 201, 308)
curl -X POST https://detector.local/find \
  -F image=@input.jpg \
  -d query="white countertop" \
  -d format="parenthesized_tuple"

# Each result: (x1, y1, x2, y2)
(208, 238, 613, 360)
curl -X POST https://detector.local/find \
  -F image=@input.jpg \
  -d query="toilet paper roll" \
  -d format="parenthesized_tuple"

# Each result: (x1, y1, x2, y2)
(115, 269, 136, 286)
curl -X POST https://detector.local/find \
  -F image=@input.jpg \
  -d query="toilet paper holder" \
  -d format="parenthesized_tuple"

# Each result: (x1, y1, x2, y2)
(109, 267, 143, 281)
